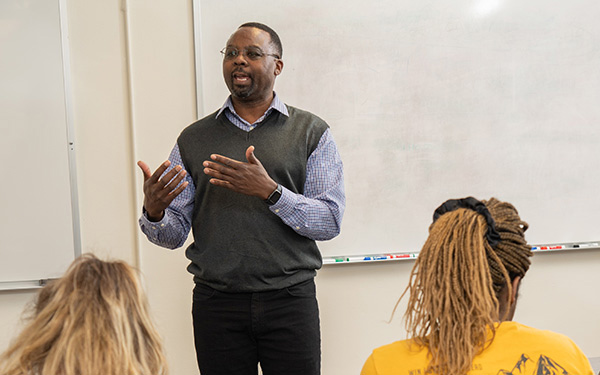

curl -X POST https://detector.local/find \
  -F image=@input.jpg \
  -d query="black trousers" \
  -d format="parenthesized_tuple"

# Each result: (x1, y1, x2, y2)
(192, 279, 321, 375)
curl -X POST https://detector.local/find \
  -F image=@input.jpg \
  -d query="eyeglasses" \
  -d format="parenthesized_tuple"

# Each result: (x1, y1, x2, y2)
(220, 46, 280, 61)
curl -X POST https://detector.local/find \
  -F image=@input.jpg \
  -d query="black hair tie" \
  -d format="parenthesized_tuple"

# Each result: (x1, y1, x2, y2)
(432, 197, 501, 248)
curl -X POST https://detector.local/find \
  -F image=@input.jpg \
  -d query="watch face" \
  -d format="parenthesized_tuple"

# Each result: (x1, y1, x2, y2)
(267, 185, 282, 205)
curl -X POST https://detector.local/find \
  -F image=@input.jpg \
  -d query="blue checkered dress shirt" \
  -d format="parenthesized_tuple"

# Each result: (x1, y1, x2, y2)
(139, 93, 345, 249)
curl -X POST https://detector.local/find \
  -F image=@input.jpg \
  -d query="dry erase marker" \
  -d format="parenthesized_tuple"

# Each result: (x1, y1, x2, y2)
(363, 255, 389, 261)
(532, 245, 564, 250)
(384, 254, 401, 259)
(573, 242, 600, 248)
(389, 254, 411, 259)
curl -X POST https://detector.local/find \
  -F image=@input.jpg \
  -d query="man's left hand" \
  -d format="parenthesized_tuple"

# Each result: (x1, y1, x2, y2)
(203, 146, 277, 200)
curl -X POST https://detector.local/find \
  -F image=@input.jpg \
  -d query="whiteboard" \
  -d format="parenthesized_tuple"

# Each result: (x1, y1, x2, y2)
(0, 0, 80, 289)
(193, 0, 600, 257)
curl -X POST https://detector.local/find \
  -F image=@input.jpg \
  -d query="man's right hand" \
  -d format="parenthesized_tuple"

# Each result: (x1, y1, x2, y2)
(137, 160, 189, 222)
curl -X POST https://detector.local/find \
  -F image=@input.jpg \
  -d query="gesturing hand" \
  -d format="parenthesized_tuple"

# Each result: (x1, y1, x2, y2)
(137, 160, 189, 221)
(202, 146, 277, 200)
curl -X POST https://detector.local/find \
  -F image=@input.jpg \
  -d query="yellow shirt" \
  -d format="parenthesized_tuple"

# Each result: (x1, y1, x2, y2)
(361, 321, 593, 375)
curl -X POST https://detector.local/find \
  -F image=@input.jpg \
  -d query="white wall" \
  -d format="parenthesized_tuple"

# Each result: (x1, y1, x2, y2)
(1, 2, 599, 375)
(0, 1, 198, 374)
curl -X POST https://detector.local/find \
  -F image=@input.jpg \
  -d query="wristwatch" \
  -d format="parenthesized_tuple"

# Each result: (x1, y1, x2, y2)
(265, 184, 282, 205)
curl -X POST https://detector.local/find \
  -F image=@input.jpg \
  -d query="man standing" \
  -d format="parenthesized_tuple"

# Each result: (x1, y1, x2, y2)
(137, 22, 345, 375)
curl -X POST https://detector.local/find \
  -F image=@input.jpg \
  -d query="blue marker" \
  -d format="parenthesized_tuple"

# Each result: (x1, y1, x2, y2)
(363, 256, 389, 261)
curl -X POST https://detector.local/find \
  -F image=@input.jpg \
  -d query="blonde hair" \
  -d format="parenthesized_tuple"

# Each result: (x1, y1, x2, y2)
(0, 254, 168, 375)
(398, 197, 531, 375)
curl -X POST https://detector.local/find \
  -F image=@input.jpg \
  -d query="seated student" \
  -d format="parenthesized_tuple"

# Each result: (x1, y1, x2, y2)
(0, 254, 167, 375)
(361, 197, 593, 375)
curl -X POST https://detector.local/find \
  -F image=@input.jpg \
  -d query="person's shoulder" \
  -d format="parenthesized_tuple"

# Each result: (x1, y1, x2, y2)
(363, 339, 428, 375)
(285, 105, 329, 128)
(370, 338, 427, 361)
(493, 321, 593, 374)
(502, 321, 587, 356)
(179, 110, 221, 137)
(507, 322, 576, 344)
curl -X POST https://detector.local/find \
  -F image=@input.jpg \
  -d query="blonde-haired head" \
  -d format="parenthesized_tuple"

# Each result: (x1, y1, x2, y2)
(0, 253, 168, 375)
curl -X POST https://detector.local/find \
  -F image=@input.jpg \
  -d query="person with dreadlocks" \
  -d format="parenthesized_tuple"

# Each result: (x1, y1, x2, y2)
(361, 197, 593, 375)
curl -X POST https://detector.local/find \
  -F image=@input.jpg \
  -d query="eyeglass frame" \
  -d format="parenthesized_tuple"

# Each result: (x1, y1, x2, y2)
(220, 46, 280, 61)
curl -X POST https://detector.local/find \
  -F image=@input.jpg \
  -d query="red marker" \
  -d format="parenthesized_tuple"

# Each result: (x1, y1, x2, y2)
(532, 245, 564, 250)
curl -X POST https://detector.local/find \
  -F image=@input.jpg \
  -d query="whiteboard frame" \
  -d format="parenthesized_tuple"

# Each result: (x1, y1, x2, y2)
(322, 241, 600, 265)
(0, 0, 81, 291)
(192, 0, 204, 119)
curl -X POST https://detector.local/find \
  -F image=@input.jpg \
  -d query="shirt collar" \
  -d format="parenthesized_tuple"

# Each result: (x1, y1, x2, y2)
(216, 92, 289, 121)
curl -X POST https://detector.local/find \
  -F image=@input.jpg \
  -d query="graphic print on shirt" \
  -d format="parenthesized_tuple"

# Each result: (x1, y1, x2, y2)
(497, 353, 570, 375)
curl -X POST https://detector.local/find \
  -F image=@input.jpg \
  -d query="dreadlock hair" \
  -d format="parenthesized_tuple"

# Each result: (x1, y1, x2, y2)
(0, 253, 168, 375)
(397, 197, 532, 375)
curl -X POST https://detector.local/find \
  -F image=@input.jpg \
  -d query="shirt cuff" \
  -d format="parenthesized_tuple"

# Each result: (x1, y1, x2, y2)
(269, 185, 297, 217)
(140, 207, 170, 229)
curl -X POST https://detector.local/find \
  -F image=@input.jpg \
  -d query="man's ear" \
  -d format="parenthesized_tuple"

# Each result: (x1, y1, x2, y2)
(274, 59, 284, 76)
(510, 276, 521, 305)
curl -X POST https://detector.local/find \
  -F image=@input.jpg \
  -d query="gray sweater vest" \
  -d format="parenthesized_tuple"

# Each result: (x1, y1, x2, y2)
(178, 105, 329, 292)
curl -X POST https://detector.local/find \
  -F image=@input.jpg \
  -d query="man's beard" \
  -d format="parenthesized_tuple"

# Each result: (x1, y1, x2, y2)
(231, 83, 253, 99)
